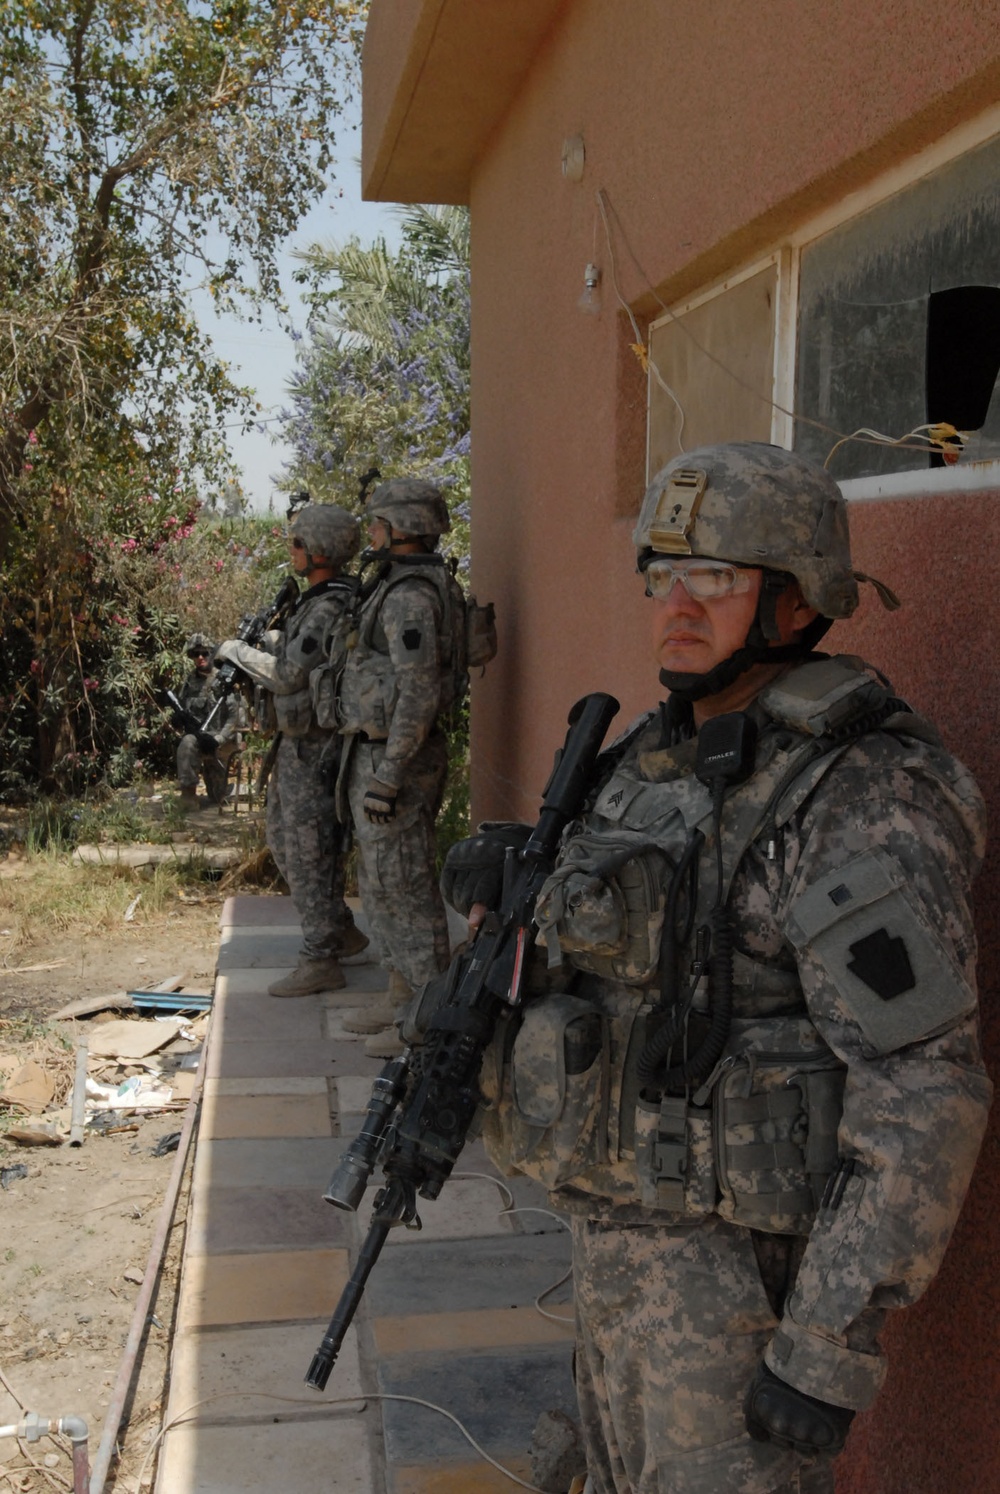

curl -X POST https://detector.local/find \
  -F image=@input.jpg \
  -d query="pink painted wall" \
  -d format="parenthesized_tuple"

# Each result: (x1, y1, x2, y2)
(458, 2, 1000, 1486)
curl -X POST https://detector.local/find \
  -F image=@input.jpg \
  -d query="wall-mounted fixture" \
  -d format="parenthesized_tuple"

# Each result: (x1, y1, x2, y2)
(578, 262, 602, 315)
(561, 134, 585, 182)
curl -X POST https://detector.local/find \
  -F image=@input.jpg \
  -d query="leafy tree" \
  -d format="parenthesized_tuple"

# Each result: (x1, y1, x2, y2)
(0, 0, 364, 792)
(0, 0, 365, 549)
(280, 204, 471, 557)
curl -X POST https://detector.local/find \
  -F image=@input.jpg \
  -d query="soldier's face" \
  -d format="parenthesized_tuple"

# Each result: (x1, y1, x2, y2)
(649, 570, 816, 675)
(368, 517, 391, 552)
(650, 568, 764, 675)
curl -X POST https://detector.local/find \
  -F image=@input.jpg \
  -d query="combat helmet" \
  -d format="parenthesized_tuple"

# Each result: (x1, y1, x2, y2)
(634, 442, 898, 699)
(289, 503, 360, 567)
(185, 632, 215, 658)
(365, 479, 450, 542)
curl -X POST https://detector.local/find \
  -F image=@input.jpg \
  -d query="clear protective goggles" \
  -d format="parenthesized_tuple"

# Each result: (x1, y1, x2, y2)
(643, 556, 757, 602)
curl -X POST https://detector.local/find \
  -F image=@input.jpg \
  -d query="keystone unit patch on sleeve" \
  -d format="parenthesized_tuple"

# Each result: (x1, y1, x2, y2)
(784, 848, 976, 1054)
(398, 619, 435, 664)
(846, 928, 916, 1001)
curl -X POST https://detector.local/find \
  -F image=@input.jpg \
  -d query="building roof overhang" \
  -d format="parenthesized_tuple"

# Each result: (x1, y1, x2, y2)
(362, 0, 566, 204)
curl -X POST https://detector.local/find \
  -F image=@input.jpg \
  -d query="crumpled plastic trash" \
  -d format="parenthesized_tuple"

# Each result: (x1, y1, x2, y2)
(85, 1075, 173, 1111)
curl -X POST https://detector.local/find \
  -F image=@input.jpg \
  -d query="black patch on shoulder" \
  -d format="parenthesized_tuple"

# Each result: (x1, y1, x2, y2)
(300, 636, 318, 654)
(402, 628, 422, 651)
(846, 928, 916, 1001)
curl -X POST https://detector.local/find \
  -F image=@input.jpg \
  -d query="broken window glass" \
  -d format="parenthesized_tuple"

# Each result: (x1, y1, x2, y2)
(795, 132, 1000, 479)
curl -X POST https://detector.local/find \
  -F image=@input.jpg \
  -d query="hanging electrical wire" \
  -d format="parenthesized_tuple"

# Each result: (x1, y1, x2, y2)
(594, 187, 969, 468)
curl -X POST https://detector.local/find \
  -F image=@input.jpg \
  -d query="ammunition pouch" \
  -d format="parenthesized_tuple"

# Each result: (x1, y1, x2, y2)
(634, 1015, 845, 1232)
(534, 831, 673, 985)
(273, 686, 315, 738)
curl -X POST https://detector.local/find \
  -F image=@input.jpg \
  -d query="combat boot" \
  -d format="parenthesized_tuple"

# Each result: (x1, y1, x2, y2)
(268, 957, 346, 998)
(178, 785, 199, 811)
(364, 1024, 406, 1059)
(336, 916, 370, 960)
(342, 969, 412, 1035)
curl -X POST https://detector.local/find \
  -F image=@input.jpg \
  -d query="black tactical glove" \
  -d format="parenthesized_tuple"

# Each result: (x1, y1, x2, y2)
(744, 1362, 855, 1457)
(440, 822, 533, 916)
(197, 732, 218, 756)
(363, 778, 398, 824)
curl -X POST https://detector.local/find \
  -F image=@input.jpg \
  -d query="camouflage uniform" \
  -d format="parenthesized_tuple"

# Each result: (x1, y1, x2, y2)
(175, 667, 243, 801)
(467, 445, 991, 1492)
(338, 561, 453, 987)
(217, 578, 356, 961)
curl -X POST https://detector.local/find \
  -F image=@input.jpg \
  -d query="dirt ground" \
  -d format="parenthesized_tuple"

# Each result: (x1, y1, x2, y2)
(0, 797, 270, 1494)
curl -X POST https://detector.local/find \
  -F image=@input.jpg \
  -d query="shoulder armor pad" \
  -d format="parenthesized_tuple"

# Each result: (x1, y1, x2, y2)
(758, 655, 888, 738)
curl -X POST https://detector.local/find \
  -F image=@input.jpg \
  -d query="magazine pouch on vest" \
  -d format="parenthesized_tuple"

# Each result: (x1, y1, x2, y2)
(711, 1015, 846, 1234)
(310, 611, 354, 731)
(533, 831, 674, 984)
(502, 993, 610, 1190)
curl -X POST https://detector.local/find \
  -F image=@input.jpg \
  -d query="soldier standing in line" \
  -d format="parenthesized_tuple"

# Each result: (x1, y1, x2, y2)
(441, 443, 992, 1493)
(215, 503, 368, 998)
(174, 633, 244, 809)
(337, 478, 463, 1057)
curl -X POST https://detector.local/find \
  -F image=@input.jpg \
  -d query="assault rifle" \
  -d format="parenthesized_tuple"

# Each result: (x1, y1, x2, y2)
(215, 574, 301, 696)
(162, 688, 221, 754)
(305, 691, 620, 1391)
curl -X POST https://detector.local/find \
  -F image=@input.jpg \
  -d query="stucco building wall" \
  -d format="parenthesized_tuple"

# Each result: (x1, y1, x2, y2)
(363, 3, 1000, 1488)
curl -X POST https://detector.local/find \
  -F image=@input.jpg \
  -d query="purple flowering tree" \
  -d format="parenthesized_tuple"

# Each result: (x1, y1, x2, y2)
(279, 205, 471, 565)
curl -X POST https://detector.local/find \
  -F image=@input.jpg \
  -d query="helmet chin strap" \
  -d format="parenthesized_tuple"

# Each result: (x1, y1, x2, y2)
(659, 570, 832, 702)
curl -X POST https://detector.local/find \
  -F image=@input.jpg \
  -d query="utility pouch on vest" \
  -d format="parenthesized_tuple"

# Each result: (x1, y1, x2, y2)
(534, 831, 673, 985)
(466, 597, 497, 671)
(273, 687, 315, 737)
(309, 618, 352, 731)
(253, 684, 277, 734)
(500, 994, 609, 1189)
(713, 1017, 846, 1235)
(337, 659, 395, 740)
(634, 1095, 717, 1215)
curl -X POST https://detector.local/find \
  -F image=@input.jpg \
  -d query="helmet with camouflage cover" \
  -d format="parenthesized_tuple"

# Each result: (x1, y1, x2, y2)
(634, 442, 898, 699)
(289, 503, 360, 566)
(634, 442, 865, 618)
(365, 479, 450, 542)
(185, 632, 215, 658)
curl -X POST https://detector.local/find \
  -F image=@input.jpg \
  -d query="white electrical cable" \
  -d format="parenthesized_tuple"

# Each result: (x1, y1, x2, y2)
(137, 1170, 577, 1493)
(595, 189, 687, 453)
(136, 1391, 549, 1493)
(453, 1171, 576, 1326)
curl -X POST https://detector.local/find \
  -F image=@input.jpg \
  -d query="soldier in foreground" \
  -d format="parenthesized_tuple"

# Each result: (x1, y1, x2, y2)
(442, 443, 991, 1492)
(215, 503, 367, 997)
(173, 633, 243, 808)
(338, 479, 463, 1056)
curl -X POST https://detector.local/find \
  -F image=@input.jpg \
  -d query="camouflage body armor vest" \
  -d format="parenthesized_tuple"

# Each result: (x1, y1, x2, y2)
(479, 657, 936, 1236)
(337, 559, 465, 739)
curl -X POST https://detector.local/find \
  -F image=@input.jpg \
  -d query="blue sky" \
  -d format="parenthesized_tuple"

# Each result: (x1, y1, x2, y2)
(188, 101, 403, 512)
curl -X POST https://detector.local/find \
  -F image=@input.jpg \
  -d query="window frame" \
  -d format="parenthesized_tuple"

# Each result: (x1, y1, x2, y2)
(646, 100, 1000, 498)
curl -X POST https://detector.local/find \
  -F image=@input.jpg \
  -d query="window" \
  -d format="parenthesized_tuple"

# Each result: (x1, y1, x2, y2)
(794, 132, 1000, 480)
(646, 262, 778, 479)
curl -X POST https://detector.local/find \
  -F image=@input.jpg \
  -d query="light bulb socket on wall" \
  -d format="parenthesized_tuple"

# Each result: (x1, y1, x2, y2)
(578, 262, 602, 316)
(561, 134, 586, 183)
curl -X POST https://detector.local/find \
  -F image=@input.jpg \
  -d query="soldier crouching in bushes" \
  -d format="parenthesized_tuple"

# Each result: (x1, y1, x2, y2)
(174, 633, 244, 808)
(440, 443, 992, 1494)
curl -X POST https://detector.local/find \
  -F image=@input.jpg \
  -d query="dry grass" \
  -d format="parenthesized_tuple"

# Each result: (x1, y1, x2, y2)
(0, 856, 203, 959)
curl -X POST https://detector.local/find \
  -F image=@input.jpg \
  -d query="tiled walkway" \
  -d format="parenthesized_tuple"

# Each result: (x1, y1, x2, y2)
(156, 894, 577, 1493)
